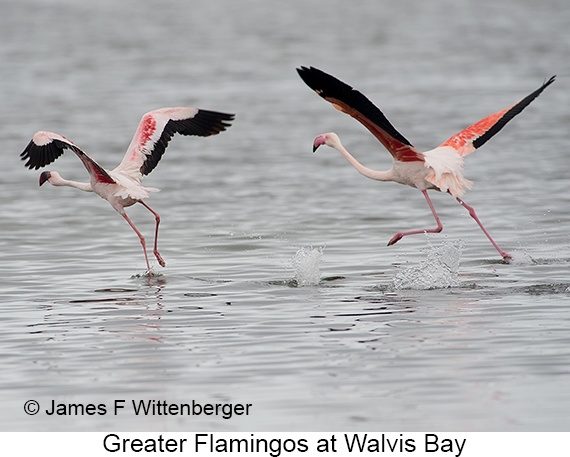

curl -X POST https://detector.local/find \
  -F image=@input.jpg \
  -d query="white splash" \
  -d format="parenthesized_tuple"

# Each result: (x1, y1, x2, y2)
(393, 240, 463, 290)
(507, 250, 534, 265)
(292, 246, 323, 286)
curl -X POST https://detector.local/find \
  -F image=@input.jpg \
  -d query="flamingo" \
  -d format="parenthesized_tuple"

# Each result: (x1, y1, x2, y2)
(21, 107, 234, 273)
(297, 66, 555, 260)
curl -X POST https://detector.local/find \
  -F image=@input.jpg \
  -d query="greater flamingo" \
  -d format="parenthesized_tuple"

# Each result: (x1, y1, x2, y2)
(21, 107, 234, 273)
(297, 66, 555, 260)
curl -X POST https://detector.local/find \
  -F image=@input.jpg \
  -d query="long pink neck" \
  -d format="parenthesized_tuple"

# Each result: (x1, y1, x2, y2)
(49, 173, 93, 192)
(333, 141, 393, 182)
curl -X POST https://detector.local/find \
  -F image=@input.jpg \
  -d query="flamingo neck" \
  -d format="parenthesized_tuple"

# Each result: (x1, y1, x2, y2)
(49, 173, 93, 192)
(333, 141, 393, 182)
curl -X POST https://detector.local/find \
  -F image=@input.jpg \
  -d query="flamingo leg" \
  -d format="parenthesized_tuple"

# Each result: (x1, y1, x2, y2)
(388, 189, 443, 246)
(121, 212, 152, 273)
(455, 196, 512, 260)
(138, 201, 165, 267)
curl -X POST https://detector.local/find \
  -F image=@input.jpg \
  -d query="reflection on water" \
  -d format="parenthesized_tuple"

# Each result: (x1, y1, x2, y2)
(1, 0, 570, 433)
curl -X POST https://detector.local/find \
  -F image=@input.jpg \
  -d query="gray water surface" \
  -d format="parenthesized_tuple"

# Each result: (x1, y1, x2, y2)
(1, 0, 570, 432)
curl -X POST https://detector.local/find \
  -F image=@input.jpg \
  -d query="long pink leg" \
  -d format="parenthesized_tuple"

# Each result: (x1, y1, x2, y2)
(455, 196, 512, 260)
(388, 189, 443, 246)
(121, 212, 152, 272)
(138, 201, 165, 267)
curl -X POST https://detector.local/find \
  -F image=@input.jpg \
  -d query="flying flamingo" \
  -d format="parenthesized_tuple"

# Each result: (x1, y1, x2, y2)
(297, 66, 555, 260)
(21, 107, 234, 273)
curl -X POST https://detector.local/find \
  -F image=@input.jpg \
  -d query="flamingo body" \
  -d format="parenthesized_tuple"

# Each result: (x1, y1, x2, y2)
(21, 107, 234, 272)
(298, 66, 555, 260)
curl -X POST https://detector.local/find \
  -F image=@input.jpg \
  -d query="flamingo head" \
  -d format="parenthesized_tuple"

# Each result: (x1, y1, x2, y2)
(39, 171, 52, 186)
(313, 133, 340, 152)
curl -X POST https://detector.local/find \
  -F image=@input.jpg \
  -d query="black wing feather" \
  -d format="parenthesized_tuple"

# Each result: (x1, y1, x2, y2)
(20, 138, 76, 170)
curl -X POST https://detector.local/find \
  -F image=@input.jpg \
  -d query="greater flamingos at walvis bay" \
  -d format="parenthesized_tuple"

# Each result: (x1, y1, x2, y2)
(21, 107, 234, 273)
(297, 66, 555, 261)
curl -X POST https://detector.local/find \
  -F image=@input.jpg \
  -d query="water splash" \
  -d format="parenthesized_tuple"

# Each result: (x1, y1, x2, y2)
(291, 246, 323, 286)
(507, 250, 535, 265)
(393, 240, 463, 290)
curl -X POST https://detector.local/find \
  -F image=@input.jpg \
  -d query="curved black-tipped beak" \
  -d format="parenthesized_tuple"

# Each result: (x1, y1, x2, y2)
(39, 171, 51, 186)
(312, 134, 326, 153)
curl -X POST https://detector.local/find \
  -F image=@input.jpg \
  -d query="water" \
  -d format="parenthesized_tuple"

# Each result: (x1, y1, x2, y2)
(1, 0, 570, 432)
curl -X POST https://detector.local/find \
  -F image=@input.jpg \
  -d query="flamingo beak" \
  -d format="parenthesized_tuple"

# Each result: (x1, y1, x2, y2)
(313, 135, 326, 152)
(39, 171, 51, 186)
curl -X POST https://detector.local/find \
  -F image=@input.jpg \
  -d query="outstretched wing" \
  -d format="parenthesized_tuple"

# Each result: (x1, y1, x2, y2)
(20, 131, 115, 184)
(114, 107, 235, 179)
(439, 76, 556, 156)
(297, 66, 423, 162)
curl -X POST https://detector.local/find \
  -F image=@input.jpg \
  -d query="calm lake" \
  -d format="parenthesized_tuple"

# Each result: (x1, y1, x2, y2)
(1, 0, 569, 432)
